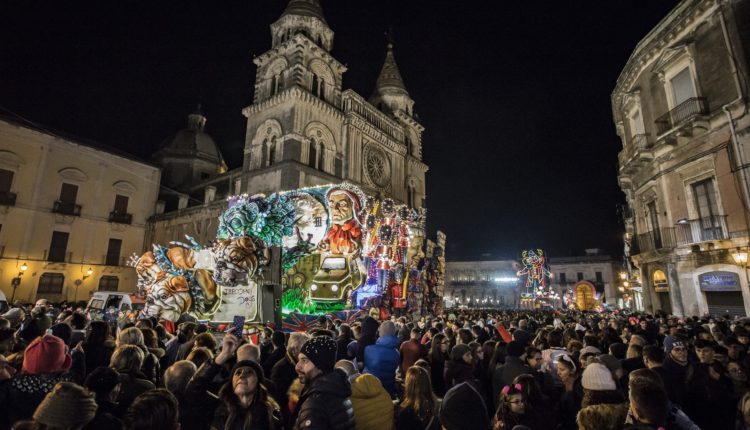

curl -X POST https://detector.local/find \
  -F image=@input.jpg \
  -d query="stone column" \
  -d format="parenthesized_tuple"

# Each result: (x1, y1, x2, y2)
(667, 261, 685, 317)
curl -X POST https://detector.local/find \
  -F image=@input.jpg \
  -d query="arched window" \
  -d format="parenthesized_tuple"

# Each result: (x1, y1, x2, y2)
(318, 144, 326, 171)
(271, 75, 277, 96)
(319, 79, 326, 100)
(407, 185, 415, 208)
(269, 137, 277, 166)
(308, 139, 317, 168)
(38, 272, 64, 295)
(261, 138, 268, 168)
(311, 75, 319, 96)
(99, 276, 119, 292)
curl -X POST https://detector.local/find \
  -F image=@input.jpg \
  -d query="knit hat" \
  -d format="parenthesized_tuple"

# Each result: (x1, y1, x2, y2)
(580, 346, 602, 357)
(609, 342, 627, 359)
(664, 335, 685, 354)
(506, 340, 525, 358)
(231, 359, 264, 383)
(450, 344, 471, 362)
(84, 367, 123, 397)
(379, 320, 396, 337)
(440, 381, 491, 430)
(300, 336, 337, 373)
(22, 334, 72, 375)
(582, 362, 617, 391)
(33, 382, 98, 428)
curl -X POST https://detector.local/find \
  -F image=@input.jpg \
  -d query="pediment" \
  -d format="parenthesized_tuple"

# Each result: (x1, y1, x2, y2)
(58, 167, 88, 182)
(0, 150, 25, 169)
(113, 180, 137, 194)
(651, 43, 692, 75)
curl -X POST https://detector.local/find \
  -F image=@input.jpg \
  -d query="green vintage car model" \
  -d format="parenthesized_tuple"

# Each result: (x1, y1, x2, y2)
(309, 254, 364, 303)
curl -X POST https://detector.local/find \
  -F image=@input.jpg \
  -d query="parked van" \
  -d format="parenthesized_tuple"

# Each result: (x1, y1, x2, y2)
(0, 290, 7, 313)
(86, 292, 145, 319)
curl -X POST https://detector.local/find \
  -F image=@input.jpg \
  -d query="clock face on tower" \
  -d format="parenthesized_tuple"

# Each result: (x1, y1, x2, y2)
(364, 144, 391, 188)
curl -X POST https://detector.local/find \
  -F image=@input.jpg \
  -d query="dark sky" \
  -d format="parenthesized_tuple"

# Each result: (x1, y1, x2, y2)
(0, 0, 680, 260)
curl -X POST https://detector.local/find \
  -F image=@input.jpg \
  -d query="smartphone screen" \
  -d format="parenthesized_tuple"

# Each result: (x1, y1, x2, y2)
(232, 315, 246, 339)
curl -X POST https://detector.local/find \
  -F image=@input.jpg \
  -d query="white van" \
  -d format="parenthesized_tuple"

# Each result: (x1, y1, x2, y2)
(86, 292, 145, 319)
(0, 290, 7, 313)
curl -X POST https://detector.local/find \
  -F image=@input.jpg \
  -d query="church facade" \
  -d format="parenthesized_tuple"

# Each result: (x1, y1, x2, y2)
(149, 0, 428, 246)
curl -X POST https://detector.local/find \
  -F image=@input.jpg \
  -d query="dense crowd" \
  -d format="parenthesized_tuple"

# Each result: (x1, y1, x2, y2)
(1, 299, 749, 430)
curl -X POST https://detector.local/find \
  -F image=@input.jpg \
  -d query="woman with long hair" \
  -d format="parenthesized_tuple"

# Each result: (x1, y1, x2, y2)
(117, 326, 162, 385)
(82, 320, 115, 376)
(427, 333, 449, 396)
(396, 366, 440, 430)
(555, 353, 583, 430)
(355, 316, 379, 371)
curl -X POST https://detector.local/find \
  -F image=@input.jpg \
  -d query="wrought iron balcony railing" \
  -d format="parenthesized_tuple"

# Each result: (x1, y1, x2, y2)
(109, 211, 133, 224)
(655, 97, 709, 135)
(0, 191, 17, 206)
(53, 200, 81, 216)
(675, 215, 729, 245)
(636, 228, 676, 253)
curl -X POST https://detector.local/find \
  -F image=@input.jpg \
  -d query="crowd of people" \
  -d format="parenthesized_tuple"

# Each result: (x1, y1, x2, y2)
(1, 298, 750, 430)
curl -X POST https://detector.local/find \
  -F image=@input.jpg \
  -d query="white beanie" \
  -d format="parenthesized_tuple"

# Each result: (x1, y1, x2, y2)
(582, 363, 616, 391)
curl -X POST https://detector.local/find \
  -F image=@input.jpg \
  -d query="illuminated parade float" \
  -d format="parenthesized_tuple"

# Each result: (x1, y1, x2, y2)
(130, 184, 444, 329)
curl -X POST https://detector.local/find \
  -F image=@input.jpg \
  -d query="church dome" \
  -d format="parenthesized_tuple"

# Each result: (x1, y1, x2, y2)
(281, 0, 327, 23)
(157, 109, 225, 165)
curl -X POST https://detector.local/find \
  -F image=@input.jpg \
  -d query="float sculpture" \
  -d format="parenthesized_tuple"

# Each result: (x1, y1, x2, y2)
(131, 183, 431, 323)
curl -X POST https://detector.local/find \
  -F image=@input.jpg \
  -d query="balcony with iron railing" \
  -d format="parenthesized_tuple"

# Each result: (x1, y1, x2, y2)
(53, 201, 81, 216)
(109, 211, 133, 224)
(618, 134, 653, 173)
(636, 228, 676, 253)
(675, 215, 729, 245)
(654, 97, 709, 136)
(0, 191, 17, 206)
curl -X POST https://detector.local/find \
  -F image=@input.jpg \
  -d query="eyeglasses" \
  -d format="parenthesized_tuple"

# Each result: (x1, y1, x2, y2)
(508, 400, 525, 405)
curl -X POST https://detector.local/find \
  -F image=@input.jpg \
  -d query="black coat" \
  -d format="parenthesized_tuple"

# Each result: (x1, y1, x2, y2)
(270, 354, 297, 427)
(443, 361, 474, 391)
(114, 371, 156, 417)
(84, 400, 123, 429)
(0, 373, 74, 430)
(82, 340, 116, 376)
(291, 369, 355, 430)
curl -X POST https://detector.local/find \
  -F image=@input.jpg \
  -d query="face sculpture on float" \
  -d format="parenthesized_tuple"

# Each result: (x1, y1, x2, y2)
(317, 189, 362, 256)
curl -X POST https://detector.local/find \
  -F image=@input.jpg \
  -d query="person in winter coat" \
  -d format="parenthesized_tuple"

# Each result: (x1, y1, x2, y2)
(270, 332, 310, 429)
(192, 333, 281, 430)
(662, 336, 690, 407)
(493, 383, 538, 430)
(0, 334, 76, 428)
(82, 320, 116, 377)
(492, 341, 531, 410)
(262, 331, 287, 377)
(364, 320, 400, 396)
(427, 333, 449, 397)
(109, 344, 156, 417)
(292, 336, 355, 430)
(575, 363, 627, 430)
(355, 317, 379, 371)
(116, 327, 161, 386)
(399, 327, 427, 375)
(30, 381, 98, 430)
(336, 324, 354, 362)
(439, 380, 491, 430)
(350, 371, 394, 430)
(397, 366, 440, 430)
(555, 353, 583, 430)
(444, 344, 475, 391)
(83, 367, 124, 429)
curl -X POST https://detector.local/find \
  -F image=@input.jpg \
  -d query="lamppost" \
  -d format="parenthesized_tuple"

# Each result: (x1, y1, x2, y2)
(10, 262, 28, 304)
(732, 247, 749, 284)
(74, 267, 93, 303)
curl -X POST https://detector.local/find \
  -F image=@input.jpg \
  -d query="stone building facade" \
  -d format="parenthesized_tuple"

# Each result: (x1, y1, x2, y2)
(614, 0, 750, 317)
(548, 253, 620, 308)
(0, 117, 160, 303)
(150, 0, 428, 246)
(444, 260, 522, 308)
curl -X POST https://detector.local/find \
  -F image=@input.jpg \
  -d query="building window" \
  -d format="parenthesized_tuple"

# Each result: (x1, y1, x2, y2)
(309, 140, 317, 168)
(314, 216, 322, 227)
(577, 272, 584, 281)
(559, 273, 567, 284)
(692, 178, 720, 221)
(48, 231, 69, 262)
(628, 107, 645, 137)
(0, 169, 13, 193)
(113, 194, 129, 214)
(669, 67, 696, 107)
(595, 272, 603, 283)
(269, 137, 277, 166)
(59, 183, 78, 205)
(98, 276, 119, 292)
(318, 145, 326, 172)
(261, 139, 268, 168)
(312, 74, 319, 96)
(37, 273, 64, 295)
(106, 239, 122, 266)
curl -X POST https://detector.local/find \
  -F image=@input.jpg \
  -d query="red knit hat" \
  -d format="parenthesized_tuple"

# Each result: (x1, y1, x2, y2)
(22, 335, 72, 375)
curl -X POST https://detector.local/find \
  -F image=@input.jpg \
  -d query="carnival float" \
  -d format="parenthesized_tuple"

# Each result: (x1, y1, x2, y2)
(129, 183, 444, 328)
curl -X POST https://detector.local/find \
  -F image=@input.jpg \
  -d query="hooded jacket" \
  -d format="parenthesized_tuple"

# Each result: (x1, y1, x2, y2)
(364, 335, 400, 396)
(350, 373, 394, 430)
(292, 368, 355, 430)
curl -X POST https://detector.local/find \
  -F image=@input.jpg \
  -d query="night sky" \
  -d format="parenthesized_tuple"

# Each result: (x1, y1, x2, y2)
(0, 1, 680, 260)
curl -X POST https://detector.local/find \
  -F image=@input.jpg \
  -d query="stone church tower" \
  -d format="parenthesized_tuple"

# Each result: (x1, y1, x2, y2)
(241, 0, 427, 207)
(148, 0, 428, 246)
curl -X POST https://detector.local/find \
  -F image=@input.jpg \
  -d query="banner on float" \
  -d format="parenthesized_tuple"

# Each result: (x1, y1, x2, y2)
(212, 282, 260, 322)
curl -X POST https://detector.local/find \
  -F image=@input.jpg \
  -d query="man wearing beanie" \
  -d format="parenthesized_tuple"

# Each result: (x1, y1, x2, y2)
(662, 335, 690, 406)
(444, 343, 474, 391)
(33, 382, 98, 430)
(292, 336, 355, 430)
(439, 381, 491, 430)
(492, 340, 531, 410)
(364, 320, 400, 396)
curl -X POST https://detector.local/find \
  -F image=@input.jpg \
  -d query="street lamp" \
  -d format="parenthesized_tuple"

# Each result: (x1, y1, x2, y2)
(619, 272, 628, 280)
(732, 248, 748, 266)
(74, 268, 94, 303)
(10, 263, 28, 304)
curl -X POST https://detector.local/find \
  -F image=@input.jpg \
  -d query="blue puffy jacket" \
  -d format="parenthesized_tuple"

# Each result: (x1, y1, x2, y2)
(364, 335, 400, 396)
